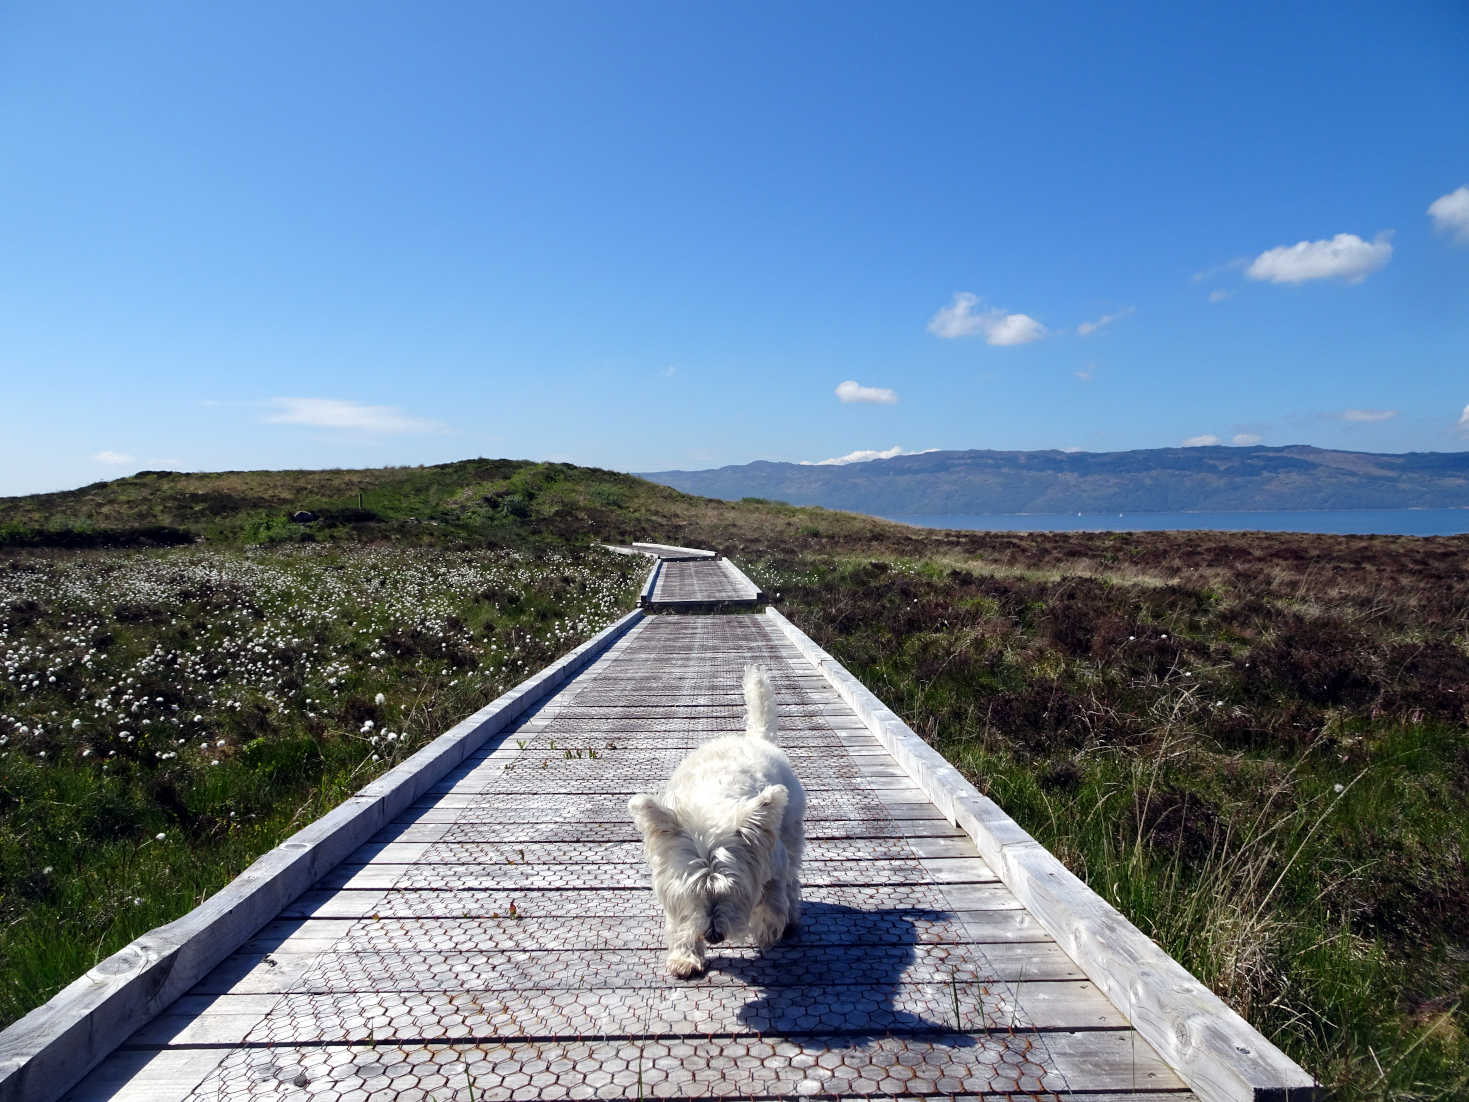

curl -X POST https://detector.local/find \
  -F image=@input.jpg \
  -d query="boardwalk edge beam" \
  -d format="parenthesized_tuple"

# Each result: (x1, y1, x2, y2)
(765, 606, 1319, 1102)
(0, 608, 647, 1102)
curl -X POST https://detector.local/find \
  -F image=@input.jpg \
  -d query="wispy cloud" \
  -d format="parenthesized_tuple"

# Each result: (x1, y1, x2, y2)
(1428, 185, 1469, 243)
(1074, 363, 1095, 382)
(1208, 289, 1233, 303)
(801, 445, 936, 466)
(1232, 433, 1262, 445)
(1181, 434, 1220, 447)
(834, 380, 898, 404)
(1340, 408, 1397, 423)
(927, 292, 1045, 346)
(1246, 232, 1393, 284)
(263, 397, 447, 434)
(93, 450, 136, 465)
(1192, 257, 1248, 282)
(1459, 405, 1469, 435)
(661, 364, 678, 377)
(1076, 306, 1135, 336)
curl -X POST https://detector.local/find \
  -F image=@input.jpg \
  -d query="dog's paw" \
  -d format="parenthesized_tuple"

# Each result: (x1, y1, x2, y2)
(665, 950, 705, 979)
(749, 909, 787, 950)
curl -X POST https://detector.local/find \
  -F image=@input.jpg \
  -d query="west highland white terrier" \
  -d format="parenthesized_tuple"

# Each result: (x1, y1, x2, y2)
(628, 665, 807, 978)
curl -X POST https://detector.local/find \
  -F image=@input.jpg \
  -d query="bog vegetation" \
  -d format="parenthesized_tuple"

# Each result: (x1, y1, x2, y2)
(0, 540, 644, 1024)
(2, 459, 1465, 1099)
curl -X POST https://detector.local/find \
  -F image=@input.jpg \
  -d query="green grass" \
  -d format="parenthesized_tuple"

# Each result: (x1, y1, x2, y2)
(0, 458, 895, 553)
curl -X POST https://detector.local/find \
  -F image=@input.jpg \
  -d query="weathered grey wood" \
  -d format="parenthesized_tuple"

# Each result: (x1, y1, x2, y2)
(636, 555, 661, 606)
(76, 1030, 1192, 1100)
(647, 555, 764, 608)
(61, 1049, 224, 1102)
(766, 606, 1318, 1102)
(630, 540, 719, 560)
(0, 609, 648, 1102)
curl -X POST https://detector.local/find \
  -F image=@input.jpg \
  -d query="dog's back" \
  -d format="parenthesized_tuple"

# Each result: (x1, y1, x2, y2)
(743, 665, 777, 740)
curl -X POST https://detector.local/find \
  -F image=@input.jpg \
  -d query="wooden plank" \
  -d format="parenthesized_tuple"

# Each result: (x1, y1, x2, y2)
(126, 976, 1127, 1047)
(61, 1048, 222, 1102)
(109, 1032, 1188, 1098)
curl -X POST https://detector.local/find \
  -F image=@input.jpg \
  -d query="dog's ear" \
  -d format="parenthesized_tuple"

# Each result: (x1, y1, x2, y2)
(628, 794, 681, 840)
(736, 784, 788, 841)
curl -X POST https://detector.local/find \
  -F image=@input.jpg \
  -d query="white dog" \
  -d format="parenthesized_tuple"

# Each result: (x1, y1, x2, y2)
(628, 665, 806, 978)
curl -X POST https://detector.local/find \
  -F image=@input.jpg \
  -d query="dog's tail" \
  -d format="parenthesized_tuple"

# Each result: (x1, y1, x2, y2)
(743, 665, 777, 741)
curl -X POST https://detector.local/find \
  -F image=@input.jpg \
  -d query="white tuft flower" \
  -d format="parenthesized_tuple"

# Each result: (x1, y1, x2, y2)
(374, 693, 385, 706)
(155, 832, 166, 841)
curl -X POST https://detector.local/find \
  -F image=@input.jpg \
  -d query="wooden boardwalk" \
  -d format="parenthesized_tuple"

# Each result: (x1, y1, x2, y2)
(63, 610, 1193, 1101)
(5, 553, 1313, 1102)
(646, 557, 763, 610)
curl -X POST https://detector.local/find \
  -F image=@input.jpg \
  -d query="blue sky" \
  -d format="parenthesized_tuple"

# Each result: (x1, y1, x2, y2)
(2, 1, 1466, 495)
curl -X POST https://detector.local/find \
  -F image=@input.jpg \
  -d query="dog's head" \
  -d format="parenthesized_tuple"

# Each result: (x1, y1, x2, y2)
(628, 785, 788, 944)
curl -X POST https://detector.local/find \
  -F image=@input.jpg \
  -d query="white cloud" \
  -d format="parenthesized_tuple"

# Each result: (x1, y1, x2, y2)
(1428, 186, 1469, 243)
(1077, 306, 1135, 336)
(1341, 408, 1397, 423)
(264, 397, 446, 434)
(834, 380, 898, 404)
(1459, 405, 1469, 434)
(1208, 289, 1233, 303)
(1181, 434, 1220, 447)
(93, 450, 135, 465)
(1232, 433, 1262, 445)
(1074, 363, 1095, 382)
(801, 445, 937, 466)
(927, 292, 1045, 345)
(1246, 232, 1393, 284)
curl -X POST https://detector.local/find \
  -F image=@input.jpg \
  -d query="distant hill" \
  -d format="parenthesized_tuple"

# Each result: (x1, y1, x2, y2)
(0, 458, 896, 552)
(642, 446, 1469, 515)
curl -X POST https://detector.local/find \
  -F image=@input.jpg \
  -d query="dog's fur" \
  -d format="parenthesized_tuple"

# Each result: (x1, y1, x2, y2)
(628, 665, 806, 978)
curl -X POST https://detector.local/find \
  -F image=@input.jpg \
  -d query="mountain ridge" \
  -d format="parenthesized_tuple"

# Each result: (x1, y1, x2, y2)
(642, 445, 1469, 514)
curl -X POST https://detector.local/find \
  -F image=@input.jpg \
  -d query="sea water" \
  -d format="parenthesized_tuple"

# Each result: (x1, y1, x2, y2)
(879, 508, 1469, 537)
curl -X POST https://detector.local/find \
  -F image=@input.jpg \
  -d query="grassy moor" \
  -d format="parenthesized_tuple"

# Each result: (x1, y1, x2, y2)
(2, 459, 1466, 1099)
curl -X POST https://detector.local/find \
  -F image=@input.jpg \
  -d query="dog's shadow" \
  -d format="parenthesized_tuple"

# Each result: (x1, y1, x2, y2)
(708, 901, 978, 1048)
